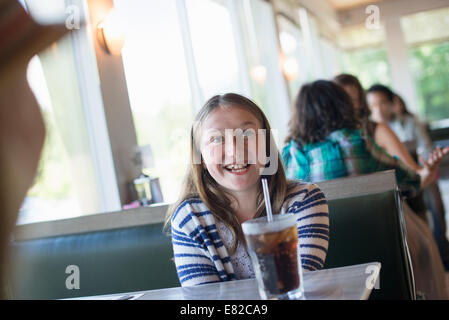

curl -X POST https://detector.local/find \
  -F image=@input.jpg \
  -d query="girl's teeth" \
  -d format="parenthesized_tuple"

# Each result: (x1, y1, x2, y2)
(225, 164, 249, 172)
(226, 164, 247, 170)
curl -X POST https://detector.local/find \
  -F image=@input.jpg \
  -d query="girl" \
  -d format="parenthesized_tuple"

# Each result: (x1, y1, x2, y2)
(390, 93, 433, 160)
(165, 93, 329, 287)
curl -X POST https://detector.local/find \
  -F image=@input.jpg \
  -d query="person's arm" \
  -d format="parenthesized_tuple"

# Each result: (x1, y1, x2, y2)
(374, 122, 420, 171)
(373, 123, 449, 189)
(364, 136, 421, 198)
(413, 118, 433, 159)
(286, 183, 329, 271)
(417, 146, 449, 189)
(170, 203, 222, 286)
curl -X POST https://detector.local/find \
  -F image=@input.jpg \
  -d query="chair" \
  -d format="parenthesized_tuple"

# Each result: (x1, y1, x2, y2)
(316, 170, 416, 300)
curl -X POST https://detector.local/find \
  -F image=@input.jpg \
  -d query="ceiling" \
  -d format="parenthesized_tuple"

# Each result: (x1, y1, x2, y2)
(326, 0, 391, 10)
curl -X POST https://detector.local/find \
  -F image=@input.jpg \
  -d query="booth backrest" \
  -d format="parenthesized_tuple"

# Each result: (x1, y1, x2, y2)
(5, 207, 179, 299)
(316, 170, 415, 300)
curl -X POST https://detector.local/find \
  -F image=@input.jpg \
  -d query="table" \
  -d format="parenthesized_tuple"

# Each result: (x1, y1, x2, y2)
(72, 262, 381, 300)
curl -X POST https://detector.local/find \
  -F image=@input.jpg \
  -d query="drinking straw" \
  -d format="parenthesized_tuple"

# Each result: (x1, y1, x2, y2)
(261, 178, 273, 222)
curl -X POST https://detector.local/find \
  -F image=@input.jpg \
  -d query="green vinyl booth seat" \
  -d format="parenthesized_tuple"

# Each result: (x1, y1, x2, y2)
(5, 222, 179, 300)
(322, 189, 415, 300)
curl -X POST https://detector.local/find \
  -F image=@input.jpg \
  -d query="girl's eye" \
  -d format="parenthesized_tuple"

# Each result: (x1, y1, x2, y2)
(210, 136, 223, 144)
(243, 129, 256, 137)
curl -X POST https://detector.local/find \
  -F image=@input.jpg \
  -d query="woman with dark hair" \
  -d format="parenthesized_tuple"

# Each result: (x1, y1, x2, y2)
(366, 84, 396, 123)
(390, 93, 433, 159)
(282, 80, 449, 299)
(392, 94, 412, 116)
(333, 74, 373, 135)
(284, 79, 360, 147)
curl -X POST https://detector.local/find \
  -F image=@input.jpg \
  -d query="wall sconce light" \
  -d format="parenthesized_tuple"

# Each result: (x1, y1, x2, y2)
(281, 55, 299, 81)
(280, 32, 297, 55)
(250, 65, 267, 85)
(97, 8, 125, 55)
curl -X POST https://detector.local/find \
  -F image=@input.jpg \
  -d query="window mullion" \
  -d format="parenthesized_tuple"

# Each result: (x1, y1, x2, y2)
(70, 0, 122, 213)
(176, 0, 204, 112)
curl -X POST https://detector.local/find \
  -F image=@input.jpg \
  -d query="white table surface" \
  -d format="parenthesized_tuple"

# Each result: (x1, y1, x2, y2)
(71, 262, 381, 300)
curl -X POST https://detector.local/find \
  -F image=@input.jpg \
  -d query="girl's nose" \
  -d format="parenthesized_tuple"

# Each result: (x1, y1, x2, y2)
(225, 139, 234, 157)
(224, 131, 245, 162)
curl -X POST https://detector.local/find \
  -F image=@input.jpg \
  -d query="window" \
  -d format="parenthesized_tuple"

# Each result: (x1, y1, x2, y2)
(19, 0, 120, 224)
(318, 37, 340, 80)
(338, 24, 391, 89)
(115, 0, 194, 203)
(278, 14, 310, 98)
(239, 0, 291, 143)
(340, 47, 391, 88)
(22, 0, 301, 216)
(22, 57, 82, 224)
(22, 43, 109, 224)
(296, 9, 331, 81)
(185, 0, 245, 100)
(401, 7, 449, 122)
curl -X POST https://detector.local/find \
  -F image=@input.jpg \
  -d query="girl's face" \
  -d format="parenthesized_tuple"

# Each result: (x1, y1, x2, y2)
(199, 106, 265, 195)
(342, 84, 360, 111)
(392, 96, 405, 117)
(367, 91, 393, 122)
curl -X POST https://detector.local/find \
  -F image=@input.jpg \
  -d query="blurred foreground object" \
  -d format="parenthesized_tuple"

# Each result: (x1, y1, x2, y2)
(0, 0, 67, 299)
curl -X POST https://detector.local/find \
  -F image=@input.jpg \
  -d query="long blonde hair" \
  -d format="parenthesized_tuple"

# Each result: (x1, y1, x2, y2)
(165, 93, 294, 254)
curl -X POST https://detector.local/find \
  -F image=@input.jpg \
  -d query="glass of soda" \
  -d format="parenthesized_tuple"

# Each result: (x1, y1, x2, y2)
(242, 214, 304, 300)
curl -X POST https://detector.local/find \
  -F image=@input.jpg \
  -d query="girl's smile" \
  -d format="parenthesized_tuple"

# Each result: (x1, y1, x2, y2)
(223, 163, 251, 175)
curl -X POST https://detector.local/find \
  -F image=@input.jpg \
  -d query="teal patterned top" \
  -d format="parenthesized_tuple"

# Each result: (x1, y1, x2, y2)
(282, 128, 420, 198)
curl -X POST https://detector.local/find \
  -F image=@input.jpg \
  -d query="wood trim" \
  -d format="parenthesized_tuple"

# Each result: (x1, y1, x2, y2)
(316, 170, 397, 200)
(13, 171, 398, 241)
(13, 203, 169, 241)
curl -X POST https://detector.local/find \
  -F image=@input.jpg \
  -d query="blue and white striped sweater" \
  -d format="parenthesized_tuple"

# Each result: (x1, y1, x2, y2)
(170, 182, 329, 286)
